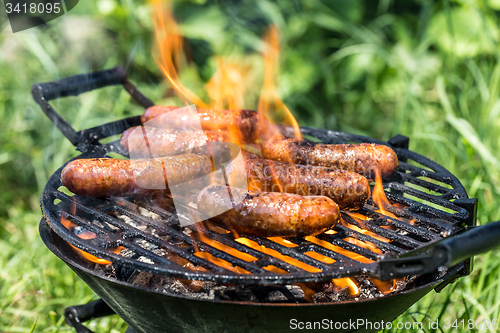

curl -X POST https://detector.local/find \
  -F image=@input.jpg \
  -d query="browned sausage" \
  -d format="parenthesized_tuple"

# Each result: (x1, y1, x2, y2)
(196, 185, 340, 237)
(141, 105, 273, 143)
(61, 154, 213, 198)
(120, 126, 231, 157)
(235, 157, 370, 210)
(261, 135, 398, 179)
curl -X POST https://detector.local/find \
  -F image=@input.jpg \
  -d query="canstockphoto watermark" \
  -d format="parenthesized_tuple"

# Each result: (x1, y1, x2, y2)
(289, 319, 422, 330)
(3, 0, 79, 32)
(290, 318, 500, 331)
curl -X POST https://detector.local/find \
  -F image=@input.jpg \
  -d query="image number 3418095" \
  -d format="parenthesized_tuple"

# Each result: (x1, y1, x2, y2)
(3, 0, 79, 33)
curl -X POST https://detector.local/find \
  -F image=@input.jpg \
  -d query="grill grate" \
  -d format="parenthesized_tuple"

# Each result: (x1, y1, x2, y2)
(41, 127, 473, 284)
(35, 67, 475, 284)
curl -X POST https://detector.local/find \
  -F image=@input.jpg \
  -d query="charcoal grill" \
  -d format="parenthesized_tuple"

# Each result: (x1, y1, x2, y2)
(33, 67, 500, 333)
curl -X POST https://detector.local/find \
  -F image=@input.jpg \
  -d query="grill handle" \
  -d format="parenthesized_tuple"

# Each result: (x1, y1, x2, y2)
(378, 221, 500, 280)
(64, 299, 115, 333)
(33, 66, 126, 101)
(32, 66, 154, 147)
(438, 221, 500, 266)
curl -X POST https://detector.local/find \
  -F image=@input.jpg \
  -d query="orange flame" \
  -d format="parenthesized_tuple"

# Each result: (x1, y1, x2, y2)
(345, 211, 370, 221)
(332, 278, 359, 296)
(194, 231, 257, 262)
(304, 251, 336, 264)
(194, 251, 250, 274)
(305, 236, 374, 264)
(268, 237, 298, 248)
(258, 26, 301, 140)
(236, 237, 321, 273)
(205, 58, 249, 110)
(295, 283, 317, 302)
(341, 218, 390, 243)
(151, 1, 299, 142)
(371, 278, 401, 295)
(263, 265, 289, 274)
(151, 0, 208, 108)
(372, 168, 397, 219)
(344, 237, 383, 255)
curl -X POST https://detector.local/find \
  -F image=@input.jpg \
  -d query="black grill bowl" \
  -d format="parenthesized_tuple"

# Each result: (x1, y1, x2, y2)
(40, 217, 465, 333)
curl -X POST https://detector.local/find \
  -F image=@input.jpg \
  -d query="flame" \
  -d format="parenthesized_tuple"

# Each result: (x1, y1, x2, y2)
(304, 251, 336, 264)
(345, 212, 370, 221)
(205, 57, 249, 110)
(295, 283, 317, 302)
(205, 222, 230, 234)
(151, 0, 208, 108)
(372, 168, 398, 219)
(332, 278, 359, 296)
(146, 3, 407, 298)
(268, 237, 298, 248)
(194, 251, 250, 274)
(263, 265, 288, 274)
(236, 237, 321, 273)
(151, 2, 299, 142)
(371, 278, 400, 295)
(342, 219, 390, 243)
(257, 26, 301, 139)
(305, 236, 374, 264)
(194, 231, 257, 262)
(344, 237, 383, 255)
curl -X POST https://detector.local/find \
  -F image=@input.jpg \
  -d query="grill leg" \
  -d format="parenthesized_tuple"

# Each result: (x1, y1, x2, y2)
(64, 299, 116, 333)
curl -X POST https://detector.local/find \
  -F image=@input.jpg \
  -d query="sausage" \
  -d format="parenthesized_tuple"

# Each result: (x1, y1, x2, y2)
(61, 154, 213, 198)
(235, 157, 370, 210)
(120, 126, 231, 157)
(261, 135, 398, 179)
(141, 105, 273, 143)
(196, 185, 340, 237)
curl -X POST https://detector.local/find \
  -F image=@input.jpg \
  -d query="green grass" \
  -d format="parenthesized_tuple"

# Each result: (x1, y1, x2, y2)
(1, 0, 500, 332)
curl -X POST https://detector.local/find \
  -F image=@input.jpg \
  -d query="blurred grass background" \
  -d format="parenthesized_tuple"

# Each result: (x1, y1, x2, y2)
(1, 0, 500, 332)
